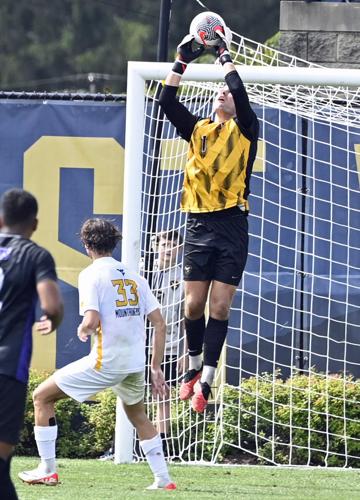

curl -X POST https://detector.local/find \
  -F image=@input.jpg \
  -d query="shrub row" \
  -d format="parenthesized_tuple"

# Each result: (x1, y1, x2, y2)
(18, 370, 360, 467)
(175, 372, 360, 467)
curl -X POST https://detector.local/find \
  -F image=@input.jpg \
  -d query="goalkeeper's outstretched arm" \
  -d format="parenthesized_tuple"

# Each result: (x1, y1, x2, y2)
(214, 32, 259, 140)
(158, 85, 197, 142)
(159, 34, 204, 142)
(225, 70, 259, 141)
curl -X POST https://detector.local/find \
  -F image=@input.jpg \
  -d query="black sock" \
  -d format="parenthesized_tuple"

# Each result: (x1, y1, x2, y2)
(160, 432, 168, 456)
(203, 317, 228, 368)
(185, 315, 205, 358)
(0, 456, 18, 500)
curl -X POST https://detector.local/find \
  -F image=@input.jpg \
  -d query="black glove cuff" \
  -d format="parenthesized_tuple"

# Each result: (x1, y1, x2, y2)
(219, 50, 232, 66)
(172, 60, 187, 75)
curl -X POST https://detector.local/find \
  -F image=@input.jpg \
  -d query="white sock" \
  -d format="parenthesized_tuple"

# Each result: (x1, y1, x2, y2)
(140, 434, 171, 485)
(34, 425, 58, 473)
(201, 365, 216, 386)
(189, 354, 202, 371)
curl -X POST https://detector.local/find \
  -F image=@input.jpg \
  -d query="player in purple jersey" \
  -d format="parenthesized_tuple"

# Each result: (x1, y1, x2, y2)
(0, 188, 63, 500)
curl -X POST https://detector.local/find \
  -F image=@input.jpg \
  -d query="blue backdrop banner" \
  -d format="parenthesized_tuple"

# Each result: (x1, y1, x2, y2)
(0, 98, 125, 371)
(0, 99, 359, 380)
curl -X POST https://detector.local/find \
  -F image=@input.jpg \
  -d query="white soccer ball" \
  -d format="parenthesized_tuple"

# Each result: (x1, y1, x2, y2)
(189, 11, 231, 47)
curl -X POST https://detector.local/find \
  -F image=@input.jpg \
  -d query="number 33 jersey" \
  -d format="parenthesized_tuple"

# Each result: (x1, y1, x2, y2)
(78, 256, 160, 374)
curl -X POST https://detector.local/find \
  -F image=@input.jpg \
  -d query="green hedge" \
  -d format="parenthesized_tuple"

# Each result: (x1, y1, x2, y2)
(174, 372, 360, 467)
(18, 370, 360, 467)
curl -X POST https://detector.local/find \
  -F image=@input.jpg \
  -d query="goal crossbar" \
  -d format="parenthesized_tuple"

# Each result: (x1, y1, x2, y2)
(128, 61, 360, 86)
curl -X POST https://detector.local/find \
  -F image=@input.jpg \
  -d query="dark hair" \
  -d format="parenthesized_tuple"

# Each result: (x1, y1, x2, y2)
(80, 218, 122, 255)
(158, 229, 183, 245)
(0, 188, 38, 227)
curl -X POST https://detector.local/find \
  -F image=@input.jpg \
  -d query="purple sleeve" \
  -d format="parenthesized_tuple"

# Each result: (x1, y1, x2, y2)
(34, 248, 57, 284)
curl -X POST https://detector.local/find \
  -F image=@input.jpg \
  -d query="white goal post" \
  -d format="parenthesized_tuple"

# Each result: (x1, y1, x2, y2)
(115, 60, 360, 466)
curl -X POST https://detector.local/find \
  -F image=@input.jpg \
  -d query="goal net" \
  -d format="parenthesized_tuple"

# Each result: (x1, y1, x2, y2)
(121, 31, 360, 467)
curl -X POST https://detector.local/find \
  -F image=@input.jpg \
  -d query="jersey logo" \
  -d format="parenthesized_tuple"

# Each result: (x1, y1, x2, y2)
(0, 247, 12, 261)
(170, 280, 180, 290)
(117, 268, 125, 276)
(201, 135, 207, 157)
(184, 265, 192, 276)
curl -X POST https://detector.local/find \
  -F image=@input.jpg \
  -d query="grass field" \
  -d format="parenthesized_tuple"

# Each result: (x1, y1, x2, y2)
(12, 457, 360, 500)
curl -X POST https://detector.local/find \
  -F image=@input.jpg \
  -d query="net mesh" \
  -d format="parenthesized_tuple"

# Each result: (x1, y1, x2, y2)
(133, 30, 360, 467)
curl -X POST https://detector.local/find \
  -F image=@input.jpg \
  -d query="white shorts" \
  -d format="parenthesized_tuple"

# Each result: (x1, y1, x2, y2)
(53, 356, 145, 405)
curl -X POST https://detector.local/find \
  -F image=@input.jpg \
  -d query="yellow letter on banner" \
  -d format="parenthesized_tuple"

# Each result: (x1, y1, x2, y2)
(24, 136, 124, 371)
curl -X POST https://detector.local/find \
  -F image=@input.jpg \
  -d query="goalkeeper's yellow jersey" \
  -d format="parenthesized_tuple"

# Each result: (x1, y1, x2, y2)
(181, 117, 256, 213)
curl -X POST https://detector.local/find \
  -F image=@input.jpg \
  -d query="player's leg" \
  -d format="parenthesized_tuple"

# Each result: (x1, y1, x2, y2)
(0, 443, 17, 500)
(114, 372, 176, 490)
(19, 356, 113, 485)
(191, 281, 237, 412)
(157, 400, 171, 458)
(0, 375, 27, 499)
(179, 280, 210, 400)
(157, 357, 177, 457)
(157, 389, 170, 453)
(18, 376, 67, 485)
(157, 397, 169, 434)
(180, 216, 215, 400)
(123, 400, 176, 490)
(191, 213, 248, 413)
(157, 356, 171, 436)
(191, 280, 237, 413)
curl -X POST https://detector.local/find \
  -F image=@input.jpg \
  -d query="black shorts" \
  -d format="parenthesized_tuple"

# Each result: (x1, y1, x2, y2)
(162, 356, 178, 387)
(0, 374, 27, 445)
(145, 356, 178, 387)
(184, 206, 248, 286)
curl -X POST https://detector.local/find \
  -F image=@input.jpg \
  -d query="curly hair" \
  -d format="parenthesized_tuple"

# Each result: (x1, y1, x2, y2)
(80, 218, 122, 255)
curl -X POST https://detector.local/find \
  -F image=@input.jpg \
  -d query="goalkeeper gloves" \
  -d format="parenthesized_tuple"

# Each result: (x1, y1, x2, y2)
(172, 34, 205, 76)
(214, 30, 232, 66)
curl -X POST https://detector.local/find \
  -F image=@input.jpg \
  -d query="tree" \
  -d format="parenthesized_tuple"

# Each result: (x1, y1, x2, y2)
(0, 0, 280, 93)
(0, 0, 158, 93)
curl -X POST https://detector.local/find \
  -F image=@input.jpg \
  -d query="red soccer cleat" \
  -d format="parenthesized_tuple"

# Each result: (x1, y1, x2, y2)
(164, 482, 177, 490)
(146, 480, 177, 490)
(191, 380, 211, 413)
(179, 368, 202, 401)
(18, 467, 59, 486)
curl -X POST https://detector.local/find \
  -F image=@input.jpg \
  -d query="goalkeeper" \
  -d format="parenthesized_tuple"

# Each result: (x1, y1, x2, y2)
(159, 31, 259, 413)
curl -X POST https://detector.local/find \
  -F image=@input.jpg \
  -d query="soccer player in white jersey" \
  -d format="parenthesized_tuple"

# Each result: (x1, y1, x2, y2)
(151, 230, 184, 451)
(19, 218, 176, 491)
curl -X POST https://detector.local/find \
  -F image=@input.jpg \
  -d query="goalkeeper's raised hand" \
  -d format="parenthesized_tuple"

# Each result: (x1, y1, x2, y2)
(172, 34, 204, 76)
(214, 30, 232, 66)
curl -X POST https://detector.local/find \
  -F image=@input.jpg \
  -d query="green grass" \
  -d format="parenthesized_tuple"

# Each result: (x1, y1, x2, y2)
(12, 457, 360, 500)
